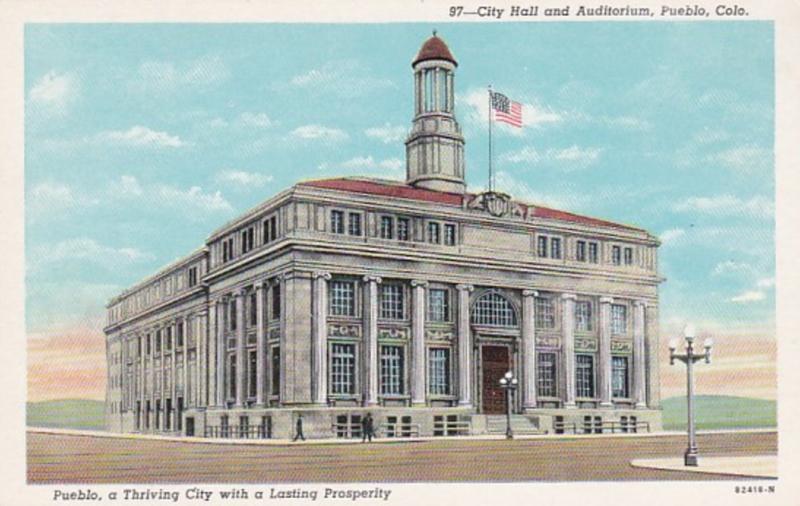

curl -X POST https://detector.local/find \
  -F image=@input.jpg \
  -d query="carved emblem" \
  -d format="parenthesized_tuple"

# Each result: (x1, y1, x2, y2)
(378, 327, 410, 340)
(535, 335, 560, 348)
(329, 324, 361, 338)
(426, 329, 454, 341)
(611, 340, 633, 353)
(575, 338, 598, 352)
(268, 327, 281, 339)
(468, 191, 513, 218)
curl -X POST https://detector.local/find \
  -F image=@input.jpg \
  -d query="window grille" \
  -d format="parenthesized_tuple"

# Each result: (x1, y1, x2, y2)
(471, 291, 517, 327)
(427, 288, 450, 322)
(537, 236, 548, 257)
(576, 354, 595, 398)
(397, 218, 410, 241)
(380, 216, 394, 239)
(380, 345, 404, 395)
(588, 242, 599, 263)
(575, 301, 593, 332)
(576, 240, 586, 262)
(535, 297, 556, 329)
(551, 237, 562, 259)
(271, 347, 280, 395)
(379, 284, 404, 320)
(427, 222, 440, 244)
(428, 348, 450, 395)
(248, 350, 257, 398)
(444, 224, 456, 246)
(348, 213, 362, 236)
(537, 352, 557, 397)
(331, 343, 355, 394)
(330, 281, 356, 317)
(331, 210, 345, 234)
(611, 304, 627, 335)
(612, 356, 629, 398)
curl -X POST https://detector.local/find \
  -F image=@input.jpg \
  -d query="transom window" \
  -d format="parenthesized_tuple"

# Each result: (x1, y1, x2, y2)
(537, 352, 557, 397)
(379, 284, 405, 320)
(575, 301, 593, 332)
(330, 281, 356, 317)
(576, 354, 595, 398)
(611, 304, 627, 335)
(428, 288, 451, 322)
(428, 348, 450, 395)
(471, 291, 517, 327)
(331, 343, 355, 395)
(612, 356, 629, 398)
(535, 297, 556, 329)
(380, 345, 404, 395)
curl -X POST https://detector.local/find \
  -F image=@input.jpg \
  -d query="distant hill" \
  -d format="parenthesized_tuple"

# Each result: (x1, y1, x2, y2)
(660, 395, 776, 431)
(27, 399, 105, 431)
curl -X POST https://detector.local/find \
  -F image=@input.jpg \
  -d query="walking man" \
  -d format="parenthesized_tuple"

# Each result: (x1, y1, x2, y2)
(361, 413, 374, 443)
(293, 414, 306, 442)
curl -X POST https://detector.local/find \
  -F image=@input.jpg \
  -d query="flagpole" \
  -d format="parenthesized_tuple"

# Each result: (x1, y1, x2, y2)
(488, 85, 493, 192)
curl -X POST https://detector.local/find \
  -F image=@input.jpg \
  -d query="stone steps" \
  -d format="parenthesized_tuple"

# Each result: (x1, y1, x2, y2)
(485, 415, 541, 434)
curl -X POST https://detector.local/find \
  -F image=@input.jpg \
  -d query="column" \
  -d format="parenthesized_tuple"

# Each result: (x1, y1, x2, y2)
(521, 290, 538, 410)
(363, 275, 382, 406)
(207, 303, 217, 407)
(645, 304, 661, 408)
(216, 299, 226, 407)
(149, 330, 155, 430)
(312, 272, 331, 405)
(170, 321, 177, 430)
(456, 284, 473, 407)
(159, 326, 165, 430)
(561, 294, 577, 408)
(139, 333, 145, 431)
(255, 281, 267, 406)
(195, 310, 206, 408)
(599, 296, 614, 407)
(235, 289, 246, 407)
(633, 300, 647, 409)
(182, 316, 189, 409)
(410, 280, 428, 406)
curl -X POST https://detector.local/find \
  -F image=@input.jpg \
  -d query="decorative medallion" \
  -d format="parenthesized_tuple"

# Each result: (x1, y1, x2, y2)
(426, 329, 454, 341)
(611, 340, 633, 353)
(378, 327, 410, 340)
(329, 324, 362, 338)
(575, 337, 598, 352)
(268, 327, 281, 340)
(468, 191, 513, 218)
(535, 335, 560, 348)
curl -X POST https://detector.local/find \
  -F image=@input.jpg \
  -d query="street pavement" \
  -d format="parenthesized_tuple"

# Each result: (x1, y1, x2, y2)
(27, 430, 776, 483)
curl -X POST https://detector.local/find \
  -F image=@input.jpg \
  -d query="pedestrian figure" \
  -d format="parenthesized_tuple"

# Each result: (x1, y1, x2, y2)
(361, 413, 374, 443)
(293, 414, 305, 442)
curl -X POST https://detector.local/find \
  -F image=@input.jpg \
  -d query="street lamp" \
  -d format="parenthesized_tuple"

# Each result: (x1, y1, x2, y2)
(499, 370, 518, 440)
(669, 324, 713, 466)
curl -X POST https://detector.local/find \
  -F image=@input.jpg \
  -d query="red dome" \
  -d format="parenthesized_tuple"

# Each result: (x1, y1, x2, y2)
(413, 34, 457, 67)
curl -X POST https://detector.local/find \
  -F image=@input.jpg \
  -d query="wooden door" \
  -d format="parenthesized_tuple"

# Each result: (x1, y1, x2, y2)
(481, 345, 510, 414)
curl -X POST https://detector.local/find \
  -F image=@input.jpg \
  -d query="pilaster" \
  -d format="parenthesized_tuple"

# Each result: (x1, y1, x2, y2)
(363, 275, 382, 406)
(521, 289, 538, 410)
(410, 280, 428, 406)
(456, 284, 474, 407)
(312, 272, 331, 405)
(561, 293, 577, 408)
(599, 296, 614, 407)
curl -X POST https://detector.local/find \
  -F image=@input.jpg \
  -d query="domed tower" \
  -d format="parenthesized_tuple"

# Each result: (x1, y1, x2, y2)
(405, 33, 466, 194)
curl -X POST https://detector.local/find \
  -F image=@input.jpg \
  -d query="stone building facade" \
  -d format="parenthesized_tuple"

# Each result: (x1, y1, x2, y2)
(104, 35, 663, 438)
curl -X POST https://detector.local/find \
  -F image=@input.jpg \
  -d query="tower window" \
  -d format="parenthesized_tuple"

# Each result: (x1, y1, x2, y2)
(424, 69, 434, 112)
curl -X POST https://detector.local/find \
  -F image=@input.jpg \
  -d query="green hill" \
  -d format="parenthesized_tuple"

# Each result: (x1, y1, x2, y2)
(27, 399, 106, 431)
(660, 395, 776, 431)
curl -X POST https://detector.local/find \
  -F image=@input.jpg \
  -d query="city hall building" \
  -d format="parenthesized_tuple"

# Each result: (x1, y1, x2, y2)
(104, 35, 663, 439)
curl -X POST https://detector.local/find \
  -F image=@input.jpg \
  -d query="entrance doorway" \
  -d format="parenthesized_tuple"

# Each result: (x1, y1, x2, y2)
(185, 417, 195, 437)
(481, 345, 510, 414)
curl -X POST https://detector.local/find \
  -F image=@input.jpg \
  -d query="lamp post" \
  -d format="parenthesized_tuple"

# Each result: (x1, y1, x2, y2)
(499, 370, 518, 440)
(669, 324, 713, 466)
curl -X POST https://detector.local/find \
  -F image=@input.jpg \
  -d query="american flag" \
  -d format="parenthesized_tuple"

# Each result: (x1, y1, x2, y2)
(491, 91, 523, 127)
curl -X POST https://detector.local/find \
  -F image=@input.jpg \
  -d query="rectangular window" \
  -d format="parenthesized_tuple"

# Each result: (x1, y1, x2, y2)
(222, 240, 229, 263)
(177, 322, 184, 347)
(576, 354, 595, 398)
(612, 356, 629, 398)
(551, 237, 562, 259)
(427, 222, 440, 244)
(249, 291, 257, 327)
(576, 240, 586, 262)
(146, 334, 152, 355)
(444, 224, 456, 246)
(612, 245, 622, 265)
(611, 304, 627, 335)
(188, 267, 198, 287)
(331, 343, 356, 395)
(271, 347, 280, 396)
(575, 301, 593, 332)
(624, 247, 634, 266)
(428, 348, 451, 395)
(380, 216, 394, 239)
(397, 217, 410, 241)
(537, 236, 548, 257)
(534, 297, 556, 329)
(379, 284, 404, 320)
(588, 242, 599, 263)
(137, 336, 142, 357)
(241, 227, 254, 254)
(427, 288, 451, 322)
(248, 350, 257, 398)
(380, 345, 404, 395)
(331, 210, 345, 234)
(166, 327, 173, 351)
(271, 284, 281, 319)
(537, 352, 557, 397)
(330, 280, 356, 317)
(156, 330, 162, 353)
(228, 354, 236, 399)
(263, 218, 271, 244)
(269, 216, 277, 242)
(228, 299, 237, 331)
(348, 212, 362, 236)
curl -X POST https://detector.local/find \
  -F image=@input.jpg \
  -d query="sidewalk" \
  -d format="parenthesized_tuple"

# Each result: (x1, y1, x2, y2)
(27, 426, 777, 447)
(631, 455, 777, 479)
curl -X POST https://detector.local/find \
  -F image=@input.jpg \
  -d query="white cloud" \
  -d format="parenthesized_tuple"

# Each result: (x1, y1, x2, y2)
(500, 145, 602, 169)
(290, 124, 348, 142)
(757, 277, 775, 289)
(488, 171, 586, 210)
(28, 70, 79, 117)
(109, 175, 144, 197)
(156, 185, 233, 213)
(712, 260, 755, 277)
(237, 112, 274, 128)
(97, 125, 185, 148)
(318, 156, 404, 178)
(215, 170, 273, 187)
(133, 54, 229, 93)
(26, 181, 97, 222)
(364, 123, 407, 144)
(659, 228, 686, 244)
(707, 145, 772, 172)
(287, 60, 394, 97)
(730, 290, 766, 303)
(673, 194, 774, 219)
(29, 238, 154, 272)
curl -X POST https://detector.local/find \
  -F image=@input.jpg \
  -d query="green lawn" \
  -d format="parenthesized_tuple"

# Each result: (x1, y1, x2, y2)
(660, 395, 776, 431)
(27, 399, 106, 431)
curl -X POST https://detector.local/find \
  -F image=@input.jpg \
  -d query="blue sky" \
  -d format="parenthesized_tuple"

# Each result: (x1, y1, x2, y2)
(25, 22, 774, 336)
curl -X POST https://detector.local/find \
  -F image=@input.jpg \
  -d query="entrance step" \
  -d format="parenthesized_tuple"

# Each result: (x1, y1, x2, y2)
(485, 415, 542, 435)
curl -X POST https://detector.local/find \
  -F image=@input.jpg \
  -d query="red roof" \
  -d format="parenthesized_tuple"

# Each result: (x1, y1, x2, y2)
(299, 178, 642, 232)
(413, 35, 457, 67)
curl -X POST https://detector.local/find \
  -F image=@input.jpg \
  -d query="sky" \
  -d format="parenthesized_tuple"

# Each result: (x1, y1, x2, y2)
(25, 22, 775, 401)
